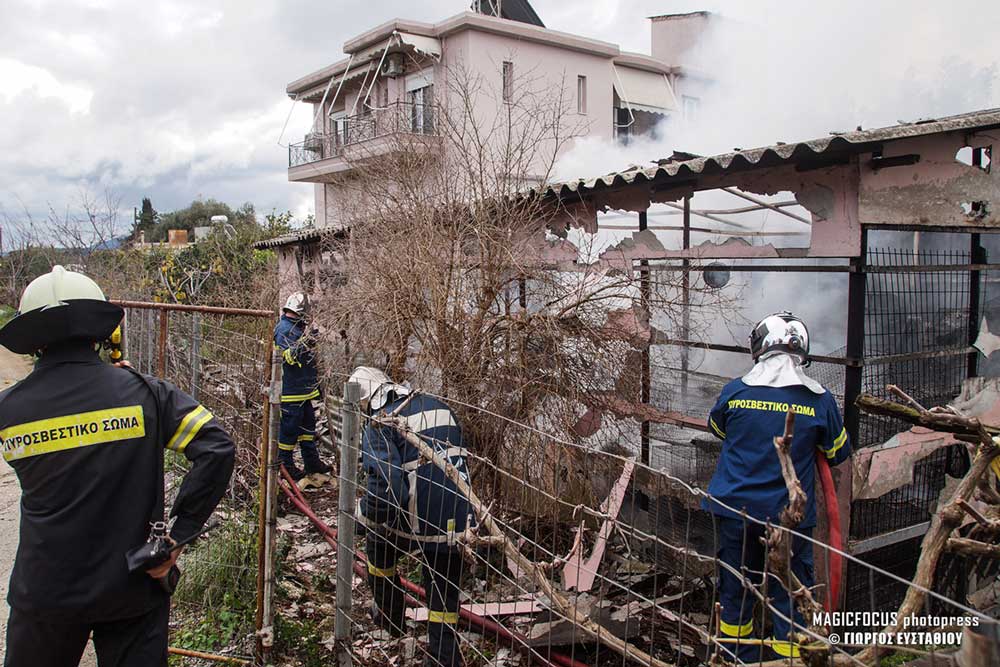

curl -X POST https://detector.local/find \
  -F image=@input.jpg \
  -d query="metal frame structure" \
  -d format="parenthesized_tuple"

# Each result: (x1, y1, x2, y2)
(528, 109, 999, 608)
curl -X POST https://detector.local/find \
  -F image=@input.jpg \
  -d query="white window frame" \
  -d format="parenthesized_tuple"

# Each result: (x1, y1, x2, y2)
(502, 61, 514, 104)
(330, 110, 347, 142)
(577, 75, 587, 114)
(682, 95, 700, 121)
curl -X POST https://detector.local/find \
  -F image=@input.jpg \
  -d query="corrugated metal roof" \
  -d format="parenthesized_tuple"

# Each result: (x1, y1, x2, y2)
(536, 108, 1000, 200)
(252, 228, 341, 249)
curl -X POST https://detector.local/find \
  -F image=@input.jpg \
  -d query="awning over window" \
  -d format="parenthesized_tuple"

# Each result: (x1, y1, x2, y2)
(612, 65, 678, 114)
(395, 32, 442, 59)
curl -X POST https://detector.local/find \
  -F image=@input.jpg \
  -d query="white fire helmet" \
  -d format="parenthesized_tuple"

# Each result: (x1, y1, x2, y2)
(283, 292, 307, 316)
(0, 265, 123, 354)
(348, 366, 411, 411)
(748, 312, 810, 364)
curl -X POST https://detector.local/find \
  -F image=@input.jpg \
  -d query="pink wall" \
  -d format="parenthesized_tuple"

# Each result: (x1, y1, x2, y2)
(451, 29, 615, 146)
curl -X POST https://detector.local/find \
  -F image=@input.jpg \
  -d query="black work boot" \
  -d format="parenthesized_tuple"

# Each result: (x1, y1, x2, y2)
(279, 456, 305, 481)
(369, 576, 407, 638)
(304, 459, 331, 476)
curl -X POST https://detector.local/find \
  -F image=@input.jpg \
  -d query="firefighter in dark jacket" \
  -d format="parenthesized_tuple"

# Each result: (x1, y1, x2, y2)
(351, 366, 471, 667)
(273, 292, 330, 481)
(703, 312, 852, 663)
(0, 266, 235, 667)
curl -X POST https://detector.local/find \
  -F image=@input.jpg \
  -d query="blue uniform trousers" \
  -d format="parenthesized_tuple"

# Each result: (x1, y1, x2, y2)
(278, 398, 321, 472)
(717, 517, 814, 663)
(366, 531, 463, 667)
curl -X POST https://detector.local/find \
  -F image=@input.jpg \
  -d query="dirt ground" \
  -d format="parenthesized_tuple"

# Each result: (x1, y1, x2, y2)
(0, 348, 97, 665)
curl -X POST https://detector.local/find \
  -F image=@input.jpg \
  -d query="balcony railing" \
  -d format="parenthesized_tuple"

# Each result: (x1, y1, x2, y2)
(289, 101, 437, 168)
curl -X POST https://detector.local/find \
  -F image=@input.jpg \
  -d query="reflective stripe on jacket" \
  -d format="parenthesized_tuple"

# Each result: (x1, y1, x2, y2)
(273, 314, 318, 401)
(702, 379, 851, 527)
(360, 394, 473, 542)
(0, 343, 235, 622)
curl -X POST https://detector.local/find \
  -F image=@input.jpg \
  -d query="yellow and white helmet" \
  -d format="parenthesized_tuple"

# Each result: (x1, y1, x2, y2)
(348, 366, 411, 411)
(0, 265, 123, 354)
(282, 292, 308, 316)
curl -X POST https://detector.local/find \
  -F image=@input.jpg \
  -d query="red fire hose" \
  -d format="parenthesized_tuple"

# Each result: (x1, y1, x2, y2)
(277, 468, 588, 667)
(816, 456, 842, 612)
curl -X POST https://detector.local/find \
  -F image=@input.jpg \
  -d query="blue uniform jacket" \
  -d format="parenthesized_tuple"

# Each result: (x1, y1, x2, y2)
(273, 315, 318, 401)
(702, 380, 851, 528)
(360, 394, 473, 543)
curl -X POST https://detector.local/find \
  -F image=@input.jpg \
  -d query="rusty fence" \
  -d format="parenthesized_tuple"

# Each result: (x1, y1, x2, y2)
(117, 301, 279, 665)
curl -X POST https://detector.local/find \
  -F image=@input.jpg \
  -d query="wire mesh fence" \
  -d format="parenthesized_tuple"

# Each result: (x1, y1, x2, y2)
(285, 375, 1000, 667)
(119, 302, 275, 664)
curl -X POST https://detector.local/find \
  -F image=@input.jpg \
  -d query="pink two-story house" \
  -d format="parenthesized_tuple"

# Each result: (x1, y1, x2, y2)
(283, 1, 712, 233)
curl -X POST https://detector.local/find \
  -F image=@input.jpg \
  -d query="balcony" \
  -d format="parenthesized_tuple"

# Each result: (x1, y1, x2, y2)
(288, 101, 438, 180)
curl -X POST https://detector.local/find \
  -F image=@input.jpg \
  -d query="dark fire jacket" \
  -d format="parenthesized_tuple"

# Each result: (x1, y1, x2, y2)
(358, 393, 473, 544)
(0, 343, 235, 622)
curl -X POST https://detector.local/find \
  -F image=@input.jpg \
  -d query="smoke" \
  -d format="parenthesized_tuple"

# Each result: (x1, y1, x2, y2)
(548, 1, 1000, 410)
(555, 0, 999, 181)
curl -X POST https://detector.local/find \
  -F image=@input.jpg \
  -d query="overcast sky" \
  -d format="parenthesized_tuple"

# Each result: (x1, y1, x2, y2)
(1, 0, 997, 229)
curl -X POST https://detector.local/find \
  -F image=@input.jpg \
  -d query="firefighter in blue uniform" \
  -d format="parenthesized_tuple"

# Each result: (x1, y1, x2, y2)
(0, 266, 235, 667)
(273, 292, 330, 481)
(703, 312, 851, 663)
(351, 366, 471, 667)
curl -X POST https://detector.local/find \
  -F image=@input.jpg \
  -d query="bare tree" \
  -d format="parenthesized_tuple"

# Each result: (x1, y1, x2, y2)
(312, 62, 730, 508)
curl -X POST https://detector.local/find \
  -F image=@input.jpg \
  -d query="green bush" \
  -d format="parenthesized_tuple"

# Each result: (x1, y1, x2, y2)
(0, 305, 16, 328)
(171, 512, 258, 653)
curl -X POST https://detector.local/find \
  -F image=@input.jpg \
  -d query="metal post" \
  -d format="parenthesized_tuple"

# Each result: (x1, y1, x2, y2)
(191, 312, 202, 400)
(969, 232, 984, 379)
(254, 354, 273, 663)
(335, 382, 362, 665)
(969, 148, 986, 379)
(681, 196, 691, 405)
(145, 309, 154, 375)
(843, 228, 868, 447)
(260, 351, 282, 662)
(158, 308, 168, 378)
(638, 210, 650, 465)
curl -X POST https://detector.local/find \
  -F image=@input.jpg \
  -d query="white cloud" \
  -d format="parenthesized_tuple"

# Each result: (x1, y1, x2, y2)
(0, 0, 997, 231)
(0, 57, 93, 114)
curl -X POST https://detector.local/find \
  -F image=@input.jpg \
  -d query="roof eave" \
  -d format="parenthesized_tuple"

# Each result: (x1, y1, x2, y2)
(614, 52, 673, 75)
(436, 11, 620, 58)
(342, 18, 438, 54)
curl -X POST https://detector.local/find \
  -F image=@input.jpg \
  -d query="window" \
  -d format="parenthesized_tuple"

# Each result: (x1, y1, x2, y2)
(330, 110, 348, 147)
(502, 61, 514, 103)
(577, 75, 587, 114)
(405, 69, 436, 134)
(409, 85, 434, 133)
(682, 95, 700, 121)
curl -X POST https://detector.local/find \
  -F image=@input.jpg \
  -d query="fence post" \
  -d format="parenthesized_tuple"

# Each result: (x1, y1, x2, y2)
(254, 351, 274, 664)
(158, 308, 168, 377)
(335, 381, 362, 666)
(191, 312, 202, 400)
(145, 309, 154, 375)
(260, 350, 282, 663)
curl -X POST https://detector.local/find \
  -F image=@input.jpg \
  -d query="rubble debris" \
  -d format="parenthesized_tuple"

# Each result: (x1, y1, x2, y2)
(406, 600, 544, 622)
(563, 458, 635, 592)
(291, 542, 331, 560)
(975, 317, 1000, 358)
